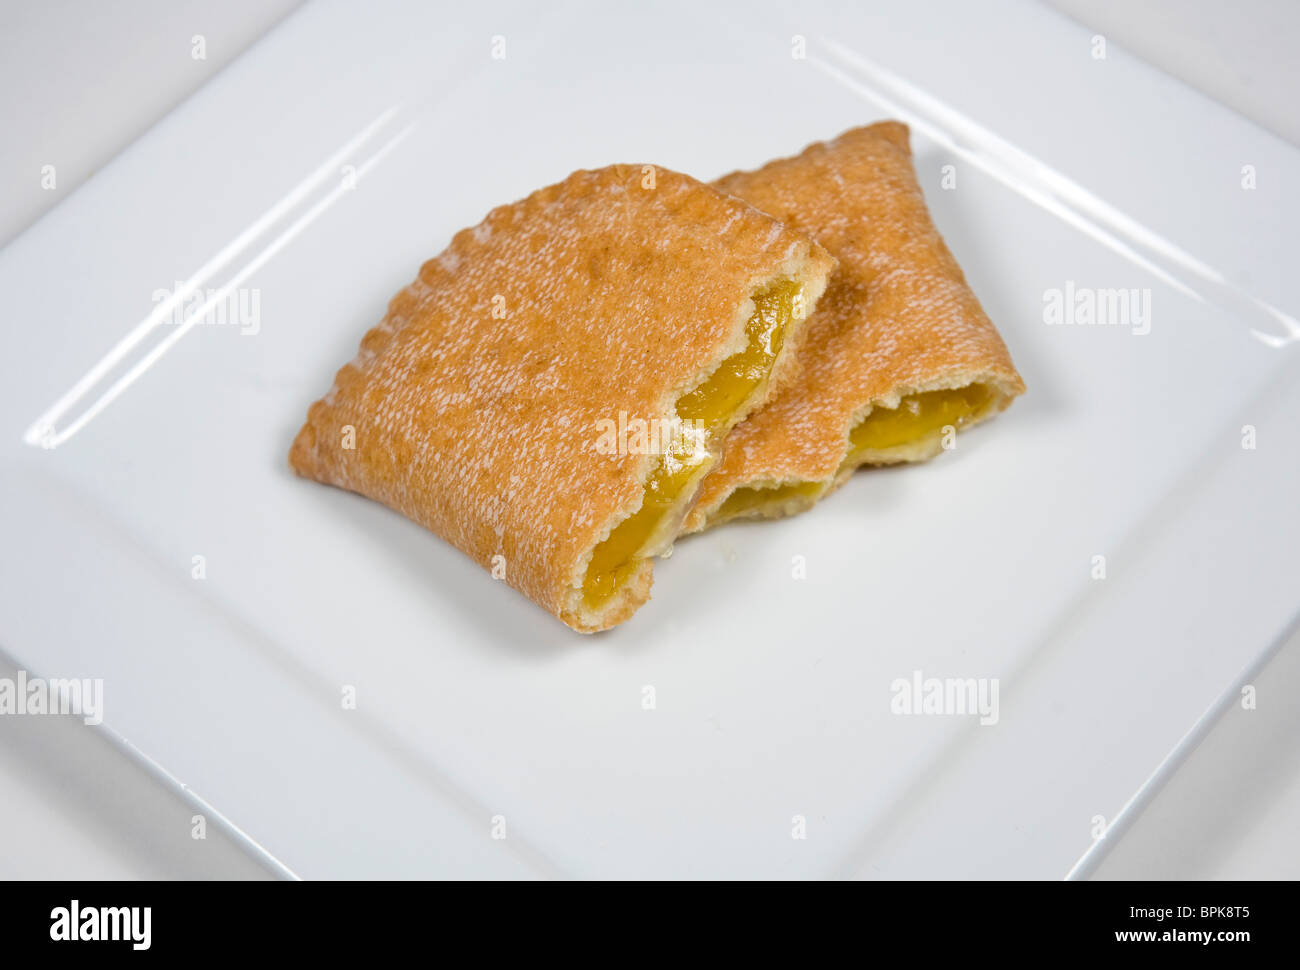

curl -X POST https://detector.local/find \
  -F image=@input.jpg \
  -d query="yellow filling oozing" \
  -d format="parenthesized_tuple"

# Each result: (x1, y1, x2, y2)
(846, 384, 993, 457)
(708, 384, 995, 526)
(715, 480, 821, 520)
(582, 280, 801, 608)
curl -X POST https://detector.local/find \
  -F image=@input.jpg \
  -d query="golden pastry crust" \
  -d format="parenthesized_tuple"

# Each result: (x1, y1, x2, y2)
(685, 122, 1025, 531)
(290, 164, 833, 632)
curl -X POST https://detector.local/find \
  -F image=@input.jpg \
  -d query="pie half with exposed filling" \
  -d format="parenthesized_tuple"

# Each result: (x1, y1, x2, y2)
(290, 164, 834, 632)
(684, 122, 1025, 531)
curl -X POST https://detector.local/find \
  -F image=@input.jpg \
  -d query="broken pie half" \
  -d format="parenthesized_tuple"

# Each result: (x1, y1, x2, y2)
(684, 122, 1025, 531)
(289, 164, 834, 632)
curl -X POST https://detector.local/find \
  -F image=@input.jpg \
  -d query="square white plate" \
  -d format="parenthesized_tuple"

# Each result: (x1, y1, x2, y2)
(2, 0, 1297, 878)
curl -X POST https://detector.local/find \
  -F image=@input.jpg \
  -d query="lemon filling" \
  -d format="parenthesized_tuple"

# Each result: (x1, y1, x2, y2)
(846, 384, 993, 457)
(582, 280, 801, 608)
(710, 384, 994, 524)
(716, 480, 821, 519)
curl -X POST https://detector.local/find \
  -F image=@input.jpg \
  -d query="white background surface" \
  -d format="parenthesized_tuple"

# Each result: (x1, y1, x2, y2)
(0, 0, 1296, 879)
